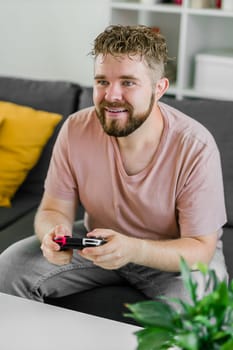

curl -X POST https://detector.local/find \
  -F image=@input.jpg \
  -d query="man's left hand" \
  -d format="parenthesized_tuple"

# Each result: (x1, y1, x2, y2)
(78, 229, 139, 269)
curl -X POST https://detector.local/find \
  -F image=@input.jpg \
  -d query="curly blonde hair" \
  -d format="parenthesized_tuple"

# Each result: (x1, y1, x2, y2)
(92, 25, 168, 81)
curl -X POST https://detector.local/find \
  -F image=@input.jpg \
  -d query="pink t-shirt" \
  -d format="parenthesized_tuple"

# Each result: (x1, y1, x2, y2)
(45, 102, 226, 240)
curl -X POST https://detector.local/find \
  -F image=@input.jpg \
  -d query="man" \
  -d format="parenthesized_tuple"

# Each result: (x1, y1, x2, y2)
(0, 25, 228, 303)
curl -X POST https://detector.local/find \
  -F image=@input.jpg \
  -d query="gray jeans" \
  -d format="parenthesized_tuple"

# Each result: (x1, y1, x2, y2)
(0, 221, 228, 305)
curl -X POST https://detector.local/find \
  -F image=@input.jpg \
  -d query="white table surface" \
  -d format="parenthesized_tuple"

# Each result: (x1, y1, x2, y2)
(0, 292, 139, 350)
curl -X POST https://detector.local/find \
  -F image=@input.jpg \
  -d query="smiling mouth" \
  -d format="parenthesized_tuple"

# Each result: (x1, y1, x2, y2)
(105, 107, 128, 114)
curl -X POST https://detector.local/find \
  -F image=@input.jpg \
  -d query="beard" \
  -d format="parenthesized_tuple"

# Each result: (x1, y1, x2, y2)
(95, 93, 155, 137)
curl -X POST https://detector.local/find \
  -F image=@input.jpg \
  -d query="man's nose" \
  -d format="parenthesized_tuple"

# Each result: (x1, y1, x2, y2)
(105, 83, 123, 102)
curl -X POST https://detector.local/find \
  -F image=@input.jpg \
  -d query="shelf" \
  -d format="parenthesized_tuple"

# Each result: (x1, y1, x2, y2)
(111, 1, 233, 17)
(111, 2, 183, 13)
(186, 8, 233, 17)
(110, 0, 233, 101)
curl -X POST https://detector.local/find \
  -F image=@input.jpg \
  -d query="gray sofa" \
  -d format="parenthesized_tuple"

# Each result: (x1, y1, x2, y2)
(0, 76, 232, 324)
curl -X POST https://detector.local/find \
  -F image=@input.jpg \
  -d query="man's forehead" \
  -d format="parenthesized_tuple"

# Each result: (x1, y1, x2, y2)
(95, 53, 145, 65)
(94, 54, 149, 78)
(93, 55, 153, 84)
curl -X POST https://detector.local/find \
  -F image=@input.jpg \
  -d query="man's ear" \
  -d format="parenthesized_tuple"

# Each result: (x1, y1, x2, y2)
(155, 78, 169, 101)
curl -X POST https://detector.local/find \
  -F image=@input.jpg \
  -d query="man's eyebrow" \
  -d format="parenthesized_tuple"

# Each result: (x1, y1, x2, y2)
(94, 75, 106, 80)
(94, 74, 139, 80)
(120, 75, 139, 80)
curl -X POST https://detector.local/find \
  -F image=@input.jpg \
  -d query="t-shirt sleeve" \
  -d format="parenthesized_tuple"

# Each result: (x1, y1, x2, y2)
(44, 117, 79, 202)
(176, 144, 226, 237)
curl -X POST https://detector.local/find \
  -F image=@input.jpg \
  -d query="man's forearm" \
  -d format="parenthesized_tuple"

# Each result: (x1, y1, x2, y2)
(132, 233, 218, 272)
(34, 209, 73, 242)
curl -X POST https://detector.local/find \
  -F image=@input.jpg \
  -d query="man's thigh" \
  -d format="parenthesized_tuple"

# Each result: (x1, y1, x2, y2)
(119, 263, 189, 301)
(0, 234, 124, 301)
(119, 246, 228, 305)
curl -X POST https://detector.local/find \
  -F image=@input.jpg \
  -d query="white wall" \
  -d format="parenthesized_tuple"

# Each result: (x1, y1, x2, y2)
(0, 0, 110, 86)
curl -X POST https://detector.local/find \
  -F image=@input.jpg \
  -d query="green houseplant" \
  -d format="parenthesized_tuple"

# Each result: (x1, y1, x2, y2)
(126, 258, 233, 350)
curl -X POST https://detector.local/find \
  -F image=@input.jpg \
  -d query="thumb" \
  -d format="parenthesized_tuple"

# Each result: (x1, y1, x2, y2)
(54, 224, 72, 237)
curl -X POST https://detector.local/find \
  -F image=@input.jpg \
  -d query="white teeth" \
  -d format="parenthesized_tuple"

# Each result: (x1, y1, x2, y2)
(107, 109, 126, 113)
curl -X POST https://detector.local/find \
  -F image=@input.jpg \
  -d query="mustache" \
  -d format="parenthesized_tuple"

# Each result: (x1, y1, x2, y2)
(99, 100, 133, 110)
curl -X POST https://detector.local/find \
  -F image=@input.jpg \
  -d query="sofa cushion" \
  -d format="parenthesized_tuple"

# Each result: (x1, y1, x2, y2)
(0, 76, 82, 196)
(162, 97, 233, 227)
(0, 209, 38, 253)
(0, 191, 40, 231)
(0, 76, 82, 234)
(78, 87, 94, 110)
(0, 76, 81, 116)
(0, 101, 62, 207)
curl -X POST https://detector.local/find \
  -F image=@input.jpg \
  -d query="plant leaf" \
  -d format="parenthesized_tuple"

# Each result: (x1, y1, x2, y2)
(174, 332, 199, 350)
(195, 262, 208, 275)
(126, 300, 175, 329)
(180, 257, 198, 304)
(127, 259, 233, 350)
(220, 339, 233, 350)
(135, 327, 171, 350)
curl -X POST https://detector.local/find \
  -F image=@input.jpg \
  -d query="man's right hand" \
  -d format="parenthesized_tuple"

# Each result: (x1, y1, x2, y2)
(40, 224, 73, 265)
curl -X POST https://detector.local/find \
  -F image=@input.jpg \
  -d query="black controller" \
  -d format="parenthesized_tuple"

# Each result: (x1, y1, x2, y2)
(54, 235, 107, 250)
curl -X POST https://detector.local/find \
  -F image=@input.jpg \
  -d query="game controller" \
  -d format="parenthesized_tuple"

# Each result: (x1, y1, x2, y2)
(54, 235, 107, 250)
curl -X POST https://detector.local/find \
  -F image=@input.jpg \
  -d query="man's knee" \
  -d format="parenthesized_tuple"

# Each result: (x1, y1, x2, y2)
(0, 236, 41, 296)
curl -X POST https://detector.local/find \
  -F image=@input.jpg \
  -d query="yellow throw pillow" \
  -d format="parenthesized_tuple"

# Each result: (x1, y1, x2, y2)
(0, 101, 62, 207)
(0, 115, 4, 125)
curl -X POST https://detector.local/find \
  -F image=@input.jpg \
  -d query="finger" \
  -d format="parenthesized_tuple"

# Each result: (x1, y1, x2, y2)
(42, 235, 60, 252)
(87, 229, 113, 239)
(82, 248, 122, 267)
(81, 242, 115, 258)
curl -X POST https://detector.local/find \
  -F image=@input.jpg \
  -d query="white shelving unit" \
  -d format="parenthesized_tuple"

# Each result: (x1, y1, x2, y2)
(109, 0, 233, 101)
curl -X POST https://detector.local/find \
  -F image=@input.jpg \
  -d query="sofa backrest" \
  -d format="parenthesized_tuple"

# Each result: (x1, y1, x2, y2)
(0, 76, 82, 196)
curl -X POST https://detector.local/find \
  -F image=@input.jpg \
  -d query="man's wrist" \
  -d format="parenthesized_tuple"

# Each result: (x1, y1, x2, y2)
(130, 237, 147, 266)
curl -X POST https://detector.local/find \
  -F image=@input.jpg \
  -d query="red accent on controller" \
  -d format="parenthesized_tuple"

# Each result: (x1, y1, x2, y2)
(55, 236, 67, 247)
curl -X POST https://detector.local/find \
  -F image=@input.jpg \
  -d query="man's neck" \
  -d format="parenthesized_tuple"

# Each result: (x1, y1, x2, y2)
(116, 104, 164, 175)
(116, 104, 163, 151)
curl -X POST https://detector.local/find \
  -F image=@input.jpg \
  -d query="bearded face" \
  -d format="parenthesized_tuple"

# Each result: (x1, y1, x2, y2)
(93, 54, 158, 137)
(95, 92, 155, 137)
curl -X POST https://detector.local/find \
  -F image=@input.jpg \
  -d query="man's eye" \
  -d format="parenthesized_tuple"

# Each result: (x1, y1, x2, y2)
(96, 80, 108, 86)
(122, 81, 135, 87)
